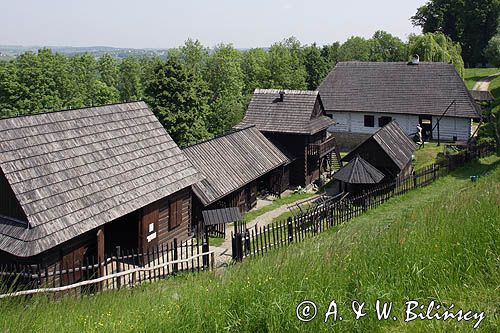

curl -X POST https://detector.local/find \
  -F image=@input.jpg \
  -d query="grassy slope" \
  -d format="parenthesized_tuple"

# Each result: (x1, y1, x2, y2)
(242, 192, 315, 223)
(464, 68, 500, 99)
(1, 157, 499, 332)
(412, 142, 443, 169)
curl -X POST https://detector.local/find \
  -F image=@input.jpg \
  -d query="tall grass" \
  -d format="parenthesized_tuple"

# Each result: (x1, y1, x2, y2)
(0, 156, 499, 332)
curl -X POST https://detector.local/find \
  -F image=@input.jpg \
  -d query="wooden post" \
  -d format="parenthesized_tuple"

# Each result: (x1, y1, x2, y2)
(173, 239, 178, 274)
(287, 217, 293, 243)
(437, 121, 440, 146)
(96, 227, 104, 291)
(115, 246, 121, 289)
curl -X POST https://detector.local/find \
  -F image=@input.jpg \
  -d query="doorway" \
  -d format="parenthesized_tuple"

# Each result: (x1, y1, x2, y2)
(104, 209, 141, 253)
(419, 116, 432, 141)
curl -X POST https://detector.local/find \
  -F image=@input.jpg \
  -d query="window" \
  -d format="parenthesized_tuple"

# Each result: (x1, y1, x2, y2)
(364, 115, 375, 127)
(169, 199, 183, 230)
(378, 116, 392, 127)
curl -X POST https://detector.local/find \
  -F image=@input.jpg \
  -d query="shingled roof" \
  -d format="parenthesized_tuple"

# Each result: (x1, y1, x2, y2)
(333, 156, 385, 184)
(183, 126, 288, 206)
(0, 101, 201, 257)
(234, 89, 335, 134)
(469, 90, 495, 102)
(343, 121, 416, 171)
(319, 62, 480, 119)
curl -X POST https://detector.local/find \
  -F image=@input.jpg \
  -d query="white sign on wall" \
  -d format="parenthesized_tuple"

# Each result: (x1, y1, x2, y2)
(147, 232, 157, 243)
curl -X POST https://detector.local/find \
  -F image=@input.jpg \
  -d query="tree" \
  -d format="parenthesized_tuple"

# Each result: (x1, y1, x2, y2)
(303, 43, 329, 89)
(241, 48, 270, 96)
(68, 53, 99, 107)
(204, 44, 245, 135)
(0, 60, 21, 117)
(408, 32, 465, 77)
(93, 80, 120, 105)
(267, 37, 307, 90)
(411, 0, 500, 66)
(369, 31, 406, 62)
(144, 59, 211, 146)
(118, 57, 142, 101)
(485, 35, 500, 67)
(98, 54, 119, 89)
(338, 36, 371, 61)
(179, 39, 209, 76)
(321, 42, 340, 70)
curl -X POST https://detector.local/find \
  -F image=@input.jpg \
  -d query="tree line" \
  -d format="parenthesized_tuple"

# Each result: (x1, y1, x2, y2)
(0, 32, 464, 146)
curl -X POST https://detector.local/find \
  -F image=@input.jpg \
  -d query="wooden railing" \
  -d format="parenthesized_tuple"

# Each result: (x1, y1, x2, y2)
(232, 142, 497, 261)
(308, 136, 338, 158)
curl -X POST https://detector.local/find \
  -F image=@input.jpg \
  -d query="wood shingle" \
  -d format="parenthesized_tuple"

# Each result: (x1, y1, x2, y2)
(342, 121, 417, 171)
(183, 126, 288, 206)
(319, 62, 480, 119)
(0, 101, 201, 257)
(234, 89, 335, 134)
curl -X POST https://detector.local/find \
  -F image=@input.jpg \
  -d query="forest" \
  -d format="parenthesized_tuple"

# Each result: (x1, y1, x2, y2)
(0, 31, 465, 146)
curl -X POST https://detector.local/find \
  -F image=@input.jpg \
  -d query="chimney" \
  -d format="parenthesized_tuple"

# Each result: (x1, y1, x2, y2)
(279, 90, 285, 102)
(411, 54, 420, 65)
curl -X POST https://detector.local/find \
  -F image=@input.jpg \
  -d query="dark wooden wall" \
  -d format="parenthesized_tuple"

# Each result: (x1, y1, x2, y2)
(140, 187, 192, 252)
(264, 130, 328, 187)
(0, 169, 27, 221)
(346, 138, 402, 179)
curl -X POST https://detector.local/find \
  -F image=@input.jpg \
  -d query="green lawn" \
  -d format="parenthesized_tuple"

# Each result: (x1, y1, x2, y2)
(242, 191, 315, 223)
(412, 142, 444, 169)
(1, 156, 499, 332)
(463, 68, 500, 90)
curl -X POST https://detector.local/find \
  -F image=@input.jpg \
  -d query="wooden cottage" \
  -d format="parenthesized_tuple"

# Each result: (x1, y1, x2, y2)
(342, 121, 417, 180)
(0, 102, 201, 266)
(235, 89, 341, 187)
(183, 126, 289, 228)
(332, 156, 385, 195)
(319, 62, 481, 150)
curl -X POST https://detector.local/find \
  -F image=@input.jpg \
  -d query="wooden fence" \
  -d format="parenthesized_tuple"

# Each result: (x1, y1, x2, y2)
(232, 142, 497, 261)
(0, 238, 213, 298)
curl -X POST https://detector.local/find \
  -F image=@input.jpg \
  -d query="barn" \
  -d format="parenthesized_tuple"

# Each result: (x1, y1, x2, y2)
(235, 89, 341, 187)
(0, 102, 201, 266)
(341, 121, 417, 181)
(318, 61, 481, 150)
(183, 126, 289, 229)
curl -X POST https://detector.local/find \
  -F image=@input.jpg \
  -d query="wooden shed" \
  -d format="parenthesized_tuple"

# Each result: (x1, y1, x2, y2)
(342, 121, 417, 180)
(235, 89, 342, 187)
(0, 102, 201, 267)
(183, 126, 289, 229)
(332, 156, 385, 194)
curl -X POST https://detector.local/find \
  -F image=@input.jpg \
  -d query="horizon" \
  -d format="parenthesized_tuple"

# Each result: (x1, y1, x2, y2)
(0, 0, 426, 49)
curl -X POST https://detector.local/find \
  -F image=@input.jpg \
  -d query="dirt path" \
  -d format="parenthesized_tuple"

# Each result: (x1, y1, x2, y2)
(211, 194, 320, 268)
(472, 72, 500, 91)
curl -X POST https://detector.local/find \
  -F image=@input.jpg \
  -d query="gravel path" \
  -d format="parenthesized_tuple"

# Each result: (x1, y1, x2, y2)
(472, 72, 500, 91)
(210, 194, 320, 268)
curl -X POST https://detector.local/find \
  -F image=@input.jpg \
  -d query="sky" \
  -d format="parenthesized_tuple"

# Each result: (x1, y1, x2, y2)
(0, 0, 427, 49)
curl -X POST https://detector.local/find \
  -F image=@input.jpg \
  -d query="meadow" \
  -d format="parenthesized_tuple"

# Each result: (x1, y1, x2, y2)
(0, 155, 498, 332)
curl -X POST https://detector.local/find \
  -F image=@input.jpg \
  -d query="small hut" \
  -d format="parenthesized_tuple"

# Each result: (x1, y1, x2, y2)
(333, 156, 385, 194)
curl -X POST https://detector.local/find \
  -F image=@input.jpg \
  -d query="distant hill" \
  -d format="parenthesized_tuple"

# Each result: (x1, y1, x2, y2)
(0, 45, 169, 59)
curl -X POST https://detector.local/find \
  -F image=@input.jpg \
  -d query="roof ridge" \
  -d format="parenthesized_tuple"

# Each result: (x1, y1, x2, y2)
(0, 100, 146, 121)
(254, 88, 318, 95)
(182, 125, 257, 150)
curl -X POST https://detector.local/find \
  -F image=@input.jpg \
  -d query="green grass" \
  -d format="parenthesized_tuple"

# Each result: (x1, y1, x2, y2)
(463, 68, 500, 89)
(208, 236, 225, 247)
(412, 142, 444, 169)
(242, 192, 315, 223)
(1, 156, 499, 332)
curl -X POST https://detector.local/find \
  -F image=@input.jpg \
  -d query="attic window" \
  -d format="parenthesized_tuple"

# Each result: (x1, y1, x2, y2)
(364, 115, 374, 127)
(378, 116, 392, 127)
